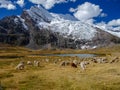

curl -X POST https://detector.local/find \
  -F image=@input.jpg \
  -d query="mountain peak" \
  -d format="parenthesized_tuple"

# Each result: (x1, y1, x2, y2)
(26, 5, 79, 23)
(0, 5, 120, 49)
(50, 13, 78, 21)
(26, 5, 53, 23)
(22, 5, 120, 41)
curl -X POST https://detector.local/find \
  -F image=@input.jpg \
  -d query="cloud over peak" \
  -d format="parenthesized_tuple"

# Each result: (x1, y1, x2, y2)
(69, 2, 105, 23)
(0, 0, 16, 10)
(16, 0, 25, 7)
(29, 0, 76, 9)
(108, 19, 120, 26)
(0, 0, 76, 10)
(96, 19, 120, 31)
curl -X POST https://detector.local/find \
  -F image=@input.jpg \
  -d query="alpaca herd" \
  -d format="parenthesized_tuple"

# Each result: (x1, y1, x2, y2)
(16, 60, 40, 70)
(15, 56, 120, 70)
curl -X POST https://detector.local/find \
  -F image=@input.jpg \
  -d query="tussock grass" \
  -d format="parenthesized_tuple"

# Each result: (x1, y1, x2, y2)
(0, 45, 120, 90)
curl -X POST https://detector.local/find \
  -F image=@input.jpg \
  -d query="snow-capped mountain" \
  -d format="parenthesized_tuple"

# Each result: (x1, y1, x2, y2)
(0, 5, 120, 49)
(50, 13, 78, 21)
(26, 6, 97, 40)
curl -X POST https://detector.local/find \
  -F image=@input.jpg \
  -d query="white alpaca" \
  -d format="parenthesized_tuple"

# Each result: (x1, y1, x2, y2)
(27, 61, 32, 65)
(34, 60, 37, 64)
(80, 61, 89, 70)
(34, 61, 40, 67)
(16, 61, 25, 70)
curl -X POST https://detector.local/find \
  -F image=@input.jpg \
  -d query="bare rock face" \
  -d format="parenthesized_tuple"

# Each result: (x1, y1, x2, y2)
(0, 6, 120, 49)
(0, 16, 29, 46)
(20, 10, 77, 49)
(93, 28, 120, 45)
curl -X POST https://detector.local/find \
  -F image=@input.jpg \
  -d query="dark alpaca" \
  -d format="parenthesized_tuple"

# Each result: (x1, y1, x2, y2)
(71, 63, 77, 68)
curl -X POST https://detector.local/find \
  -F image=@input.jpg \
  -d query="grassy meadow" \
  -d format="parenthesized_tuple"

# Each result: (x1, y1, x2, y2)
(0, 45, 120, 90)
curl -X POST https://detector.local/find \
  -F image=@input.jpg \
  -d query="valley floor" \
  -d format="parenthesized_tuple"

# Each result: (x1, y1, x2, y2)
(0, 45, 120, 90)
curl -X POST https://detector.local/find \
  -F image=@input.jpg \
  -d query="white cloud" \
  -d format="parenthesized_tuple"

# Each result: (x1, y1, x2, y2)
(69, 7, 76, 12)
(29, 0, 76, 9)
(86, 19, 95, 25)
(100, 13, 107, 17)
(69, 2, 103, 22)
(0, 0, 16, 10)
(16, 0, 25, 7)
(96, 21, 120, 38)
(108, 19, 120, 26)
(106, 19, 120, 31)
(96, 21, 107, 30)
(7, 3, 16, 10)
(96, 19, 120, 31)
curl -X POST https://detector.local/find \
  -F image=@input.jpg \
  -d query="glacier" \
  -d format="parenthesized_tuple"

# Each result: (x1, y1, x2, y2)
(26, 5, 97, 40)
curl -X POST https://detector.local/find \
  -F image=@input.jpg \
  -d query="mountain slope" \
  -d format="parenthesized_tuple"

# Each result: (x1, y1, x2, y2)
(0, 16, 29, 46)
(0, 6, 120, 49)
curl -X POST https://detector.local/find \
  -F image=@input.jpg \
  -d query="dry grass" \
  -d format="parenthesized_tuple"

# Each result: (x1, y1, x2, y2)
(0, 45, 120, 90)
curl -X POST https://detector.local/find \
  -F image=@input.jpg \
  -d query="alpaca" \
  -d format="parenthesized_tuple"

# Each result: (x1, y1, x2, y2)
(16, 61, 25, 70)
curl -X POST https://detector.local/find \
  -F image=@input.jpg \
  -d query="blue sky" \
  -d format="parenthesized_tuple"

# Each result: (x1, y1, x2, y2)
(50, 0, 120, 23)
(0, 0, 120, 25)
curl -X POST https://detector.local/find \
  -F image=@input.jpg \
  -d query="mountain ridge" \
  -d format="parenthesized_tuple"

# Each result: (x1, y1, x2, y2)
(0, 5, 120, 49)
